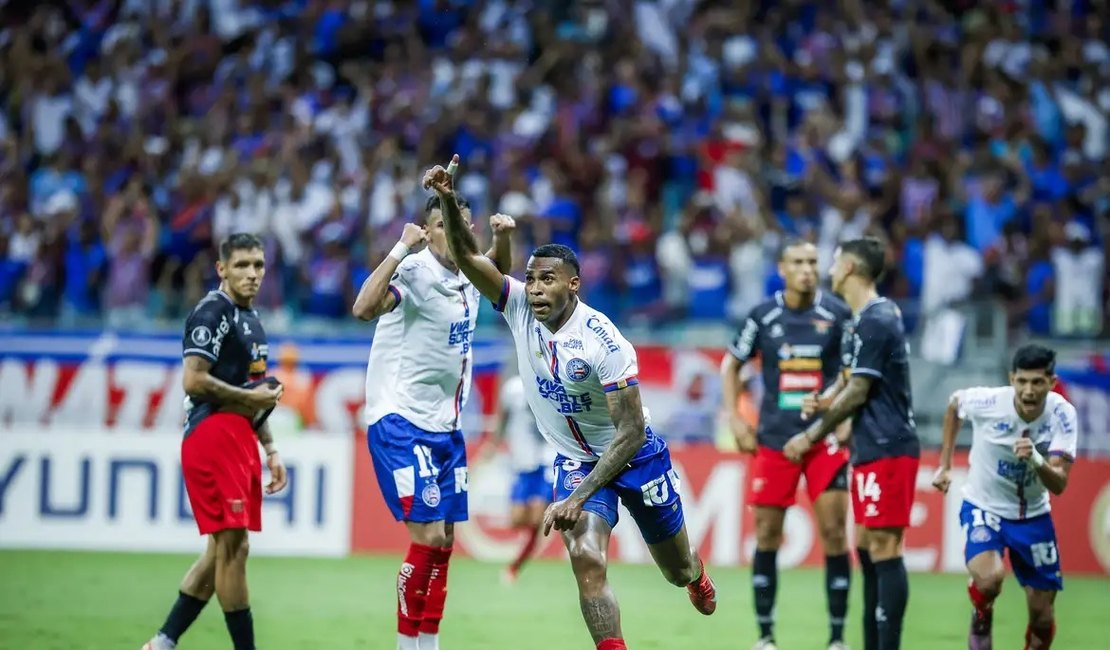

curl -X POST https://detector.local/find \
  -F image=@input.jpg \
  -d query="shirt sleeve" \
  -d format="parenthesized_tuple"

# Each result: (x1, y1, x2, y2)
(389, 259, 426, 312)
(727, 313, 760, 363)
(849, 312, 890, 379)
(950, 386, 998, 420)
(182, 303, 227, 362)
(595, 326, 639, 393)
(492, 275, 528, 319)
(1048, 400, 1079, 462)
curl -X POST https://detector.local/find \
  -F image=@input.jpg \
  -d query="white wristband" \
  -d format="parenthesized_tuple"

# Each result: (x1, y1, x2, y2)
(1028, 447, 1046, 469)
(388, 241, 411, 263)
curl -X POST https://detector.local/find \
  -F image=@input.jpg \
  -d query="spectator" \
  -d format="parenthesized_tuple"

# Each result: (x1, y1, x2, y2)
(1052, 222, 1105, 337)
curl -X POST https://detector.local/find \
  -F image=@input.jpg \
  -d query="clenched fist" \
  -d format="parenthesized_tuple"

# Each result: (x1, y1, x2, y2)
(489, 213, 517, 233)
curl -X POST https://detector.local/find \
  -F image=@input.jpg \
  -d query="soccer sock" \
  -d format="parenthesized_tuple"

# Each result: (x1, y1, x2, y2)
(418, 545, 453, 636)
(1024, 622, 1055, 649)
(418, 632, 440, 650)
(825, 553, 851, 643)
(223, 608, 255, 650)
(752, 548, 778, 640)
(858, 549, 879, 650)
(597, 639, 628, 650)
(159, 590, 209, 642)
(510, 526, 541, 573)
(875, 557, 909, 650)
(397, 543, 438, 638)
(968, 579, 997, 614)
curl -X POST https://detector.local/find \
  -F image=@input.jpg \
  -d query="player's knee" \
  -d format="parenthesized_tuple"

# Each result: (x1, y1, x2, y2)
(1027, 594, 1054, 627)
(442, 524, 455, 548)
(567, 544, 607, 586)
(754, 515, 784, 549)
(819, 519, 848, 553)
(971, 569, 1005, 598)
(214, 530, 250, 565)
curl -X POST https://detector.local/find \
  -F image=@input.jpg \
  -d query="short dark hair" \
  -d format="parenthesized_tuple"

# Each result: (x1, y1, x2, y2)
(219, 233, 264, 261)
(1011, 344, 1057, 375)
(424, 192, 470, 216)
(531, 243, 580, 276)
(778, 237, 814, 261)
(839, 237, 887, 282)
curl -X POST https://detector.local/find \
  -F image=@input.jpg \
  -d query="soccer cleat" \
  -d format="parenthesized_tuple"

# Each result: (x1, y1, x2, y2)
(969, 608, 993, 650)
(752, 638, 778, 650)
(686, 561, 717, 615)
(141, 634, 175, 650)
(501, 565, 519, 586)
(828, 642, 850, 650)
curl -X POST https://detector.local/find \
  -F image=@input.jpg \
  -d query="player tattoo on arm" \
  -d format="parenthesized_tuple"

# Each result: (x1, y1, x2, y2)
(182, 356, 255, 406)
(580, 595, 622, 642)
(804, 375, 872, 443)
(570, 386, 647, 504)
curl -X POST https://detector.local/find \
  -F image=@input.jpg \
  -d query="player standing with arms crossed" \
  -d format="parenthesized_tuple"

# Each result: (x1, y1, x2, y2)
(352, 192, 514, 650)
(932, 344, 1078, 650)
(785, 237, 920, 650)
(490, 371, 556, 584)
(721, 240, 853, 650)
(426, 155, 717, 650)
(144, 233, 287, 650)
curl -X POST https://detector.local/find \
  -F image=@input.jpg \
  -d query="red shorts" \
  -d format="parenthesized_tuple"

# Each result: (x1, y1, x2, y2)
(851, 456, 920, 529)
(182, 413, 262, 536)
(748, 440, 850, 508)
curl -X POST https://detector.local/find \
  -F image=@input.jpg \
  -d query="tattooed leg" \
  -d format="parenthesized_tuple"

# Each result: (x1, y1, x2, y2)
(563, 513, 622, 642)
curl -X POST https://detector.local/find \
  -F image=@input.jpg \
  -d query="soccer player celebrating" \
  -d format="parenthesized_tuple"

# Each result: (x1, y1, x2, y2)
(426, 155, 717, 650)
(144, 233, 288, 650)
(721, 240, 853, 650)
(785, 237, 920, 650)
(932, 344, 1078, 650)
(491, 371, 556, 584)
(352, 195, 514, 650)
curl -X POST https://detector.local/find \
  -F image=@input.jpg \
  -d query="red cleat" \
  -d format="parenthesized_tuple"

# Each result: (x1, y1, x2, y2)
(686, 560, 717, 615)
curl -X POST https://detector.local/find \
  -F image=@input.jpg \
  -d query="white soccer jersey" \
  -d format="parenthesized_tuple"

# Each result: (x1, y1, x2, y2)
(494, 277, 651, 462)
(364, 248, 481, 432)
(953, 386, 1079, 520)
(500, 375, 554, 472)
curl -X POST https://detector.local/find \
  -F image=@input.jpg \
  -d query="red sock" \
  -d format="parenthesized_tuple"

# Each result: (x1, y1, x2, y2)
(1024, 622, 1055, 649)
(397, 543, 438, 637)
(418, 545, 453, 635)
(597, 639, 628, 650)
(510, 527, 540, 572)
(967, 579, 996, 613)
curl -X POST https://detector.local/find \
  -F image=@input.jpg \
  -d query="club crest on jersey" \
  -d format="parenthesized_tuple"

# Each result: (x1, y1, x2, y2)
(191, 326, 212, 346)
(421, 483, 441, 507)
(566, 358, 592, 382)
(564, 470, 586, 490)
(993, 421, 1013, 434)
(969, 526, 992, 543)
(769, 324, 785, 339)
(813, 319, 832, 334)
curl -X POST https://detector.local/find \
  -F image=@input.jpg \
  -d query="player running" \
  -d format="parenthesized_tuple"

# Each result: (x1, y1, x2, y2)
(932, 344, 1078, 650)
(144, 233, 287, 650)
(352, 194, 514, 650)
(490, 371, 556, 584)
(721, 240, 853, 650)
(785, 237, 920, 650)
(426, 155, 717, 650)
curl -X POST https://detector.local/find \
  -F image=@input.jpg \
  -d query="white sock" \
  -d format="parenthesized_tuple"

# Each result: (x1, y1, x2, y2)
(418, 632, 440, 650)
(397, 633, 420, 650)
(151, 633, 176, 650)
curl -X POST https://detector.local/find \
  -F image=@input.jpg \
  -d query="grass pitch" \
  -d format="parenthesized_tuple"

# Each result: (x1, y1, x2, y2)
(0, 550, 1107, 649)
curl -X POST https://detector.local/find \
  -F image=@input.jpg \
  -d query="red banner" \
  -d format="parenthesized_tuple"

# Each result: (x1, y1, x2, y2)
(351, 439, 1110, 576)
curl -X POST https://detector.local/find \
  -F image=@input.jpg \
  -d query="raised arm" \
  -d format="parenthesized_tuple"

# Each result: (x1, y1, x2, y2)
(424, 156, 508, 304)
(486, 213, 516, 274)
(351, 224, 427, 321)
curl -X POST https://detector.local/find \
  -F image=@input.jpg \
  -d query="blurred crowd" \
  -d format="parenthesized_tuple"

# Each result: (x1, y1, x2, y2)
(0, 0, 1107, 339)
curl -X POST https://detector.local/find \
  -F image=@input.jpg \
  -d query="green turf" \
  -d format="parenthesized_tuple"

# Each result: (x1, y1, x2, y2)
(0, 550, 1106, 649)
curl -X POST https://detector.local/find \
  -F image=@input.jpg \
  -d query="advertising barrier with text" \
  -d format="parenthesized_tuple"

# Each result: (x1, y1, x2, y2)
(0, 429, 353, 557)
